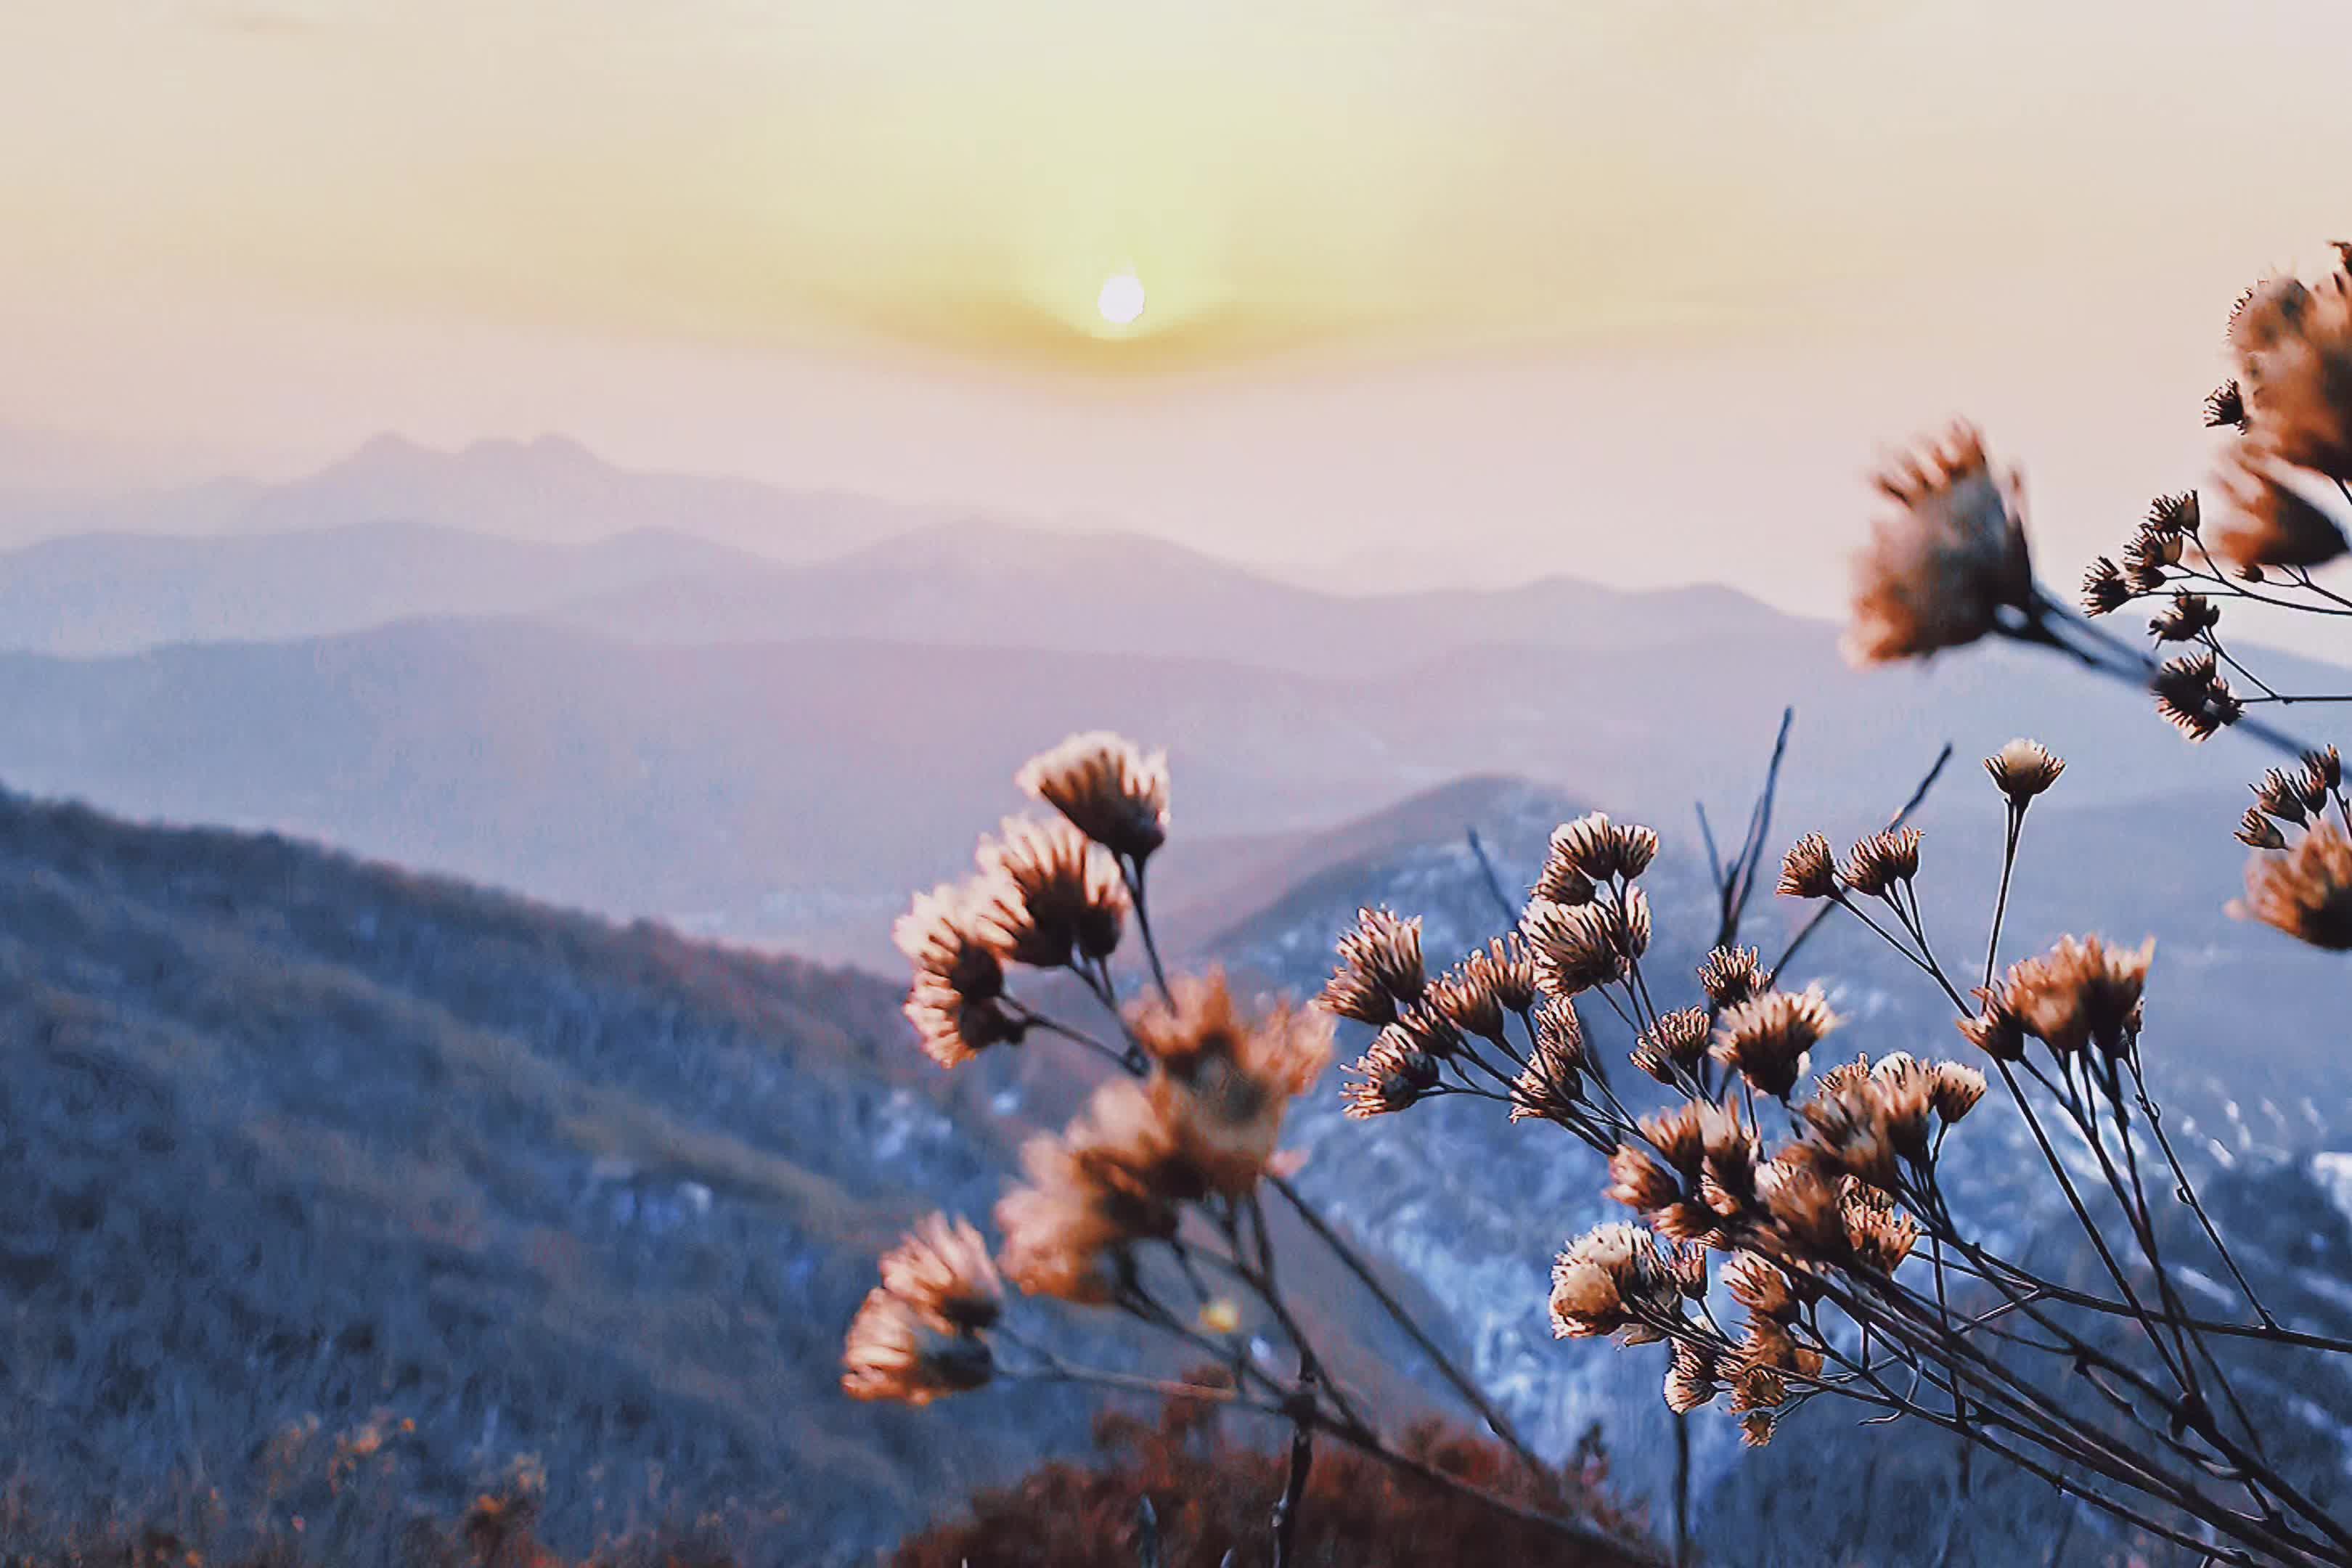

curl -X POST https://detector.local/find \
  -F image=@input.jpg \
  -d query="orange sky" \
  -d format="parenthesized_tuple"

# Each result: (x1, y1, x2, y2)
(3, 1, 2349, 608)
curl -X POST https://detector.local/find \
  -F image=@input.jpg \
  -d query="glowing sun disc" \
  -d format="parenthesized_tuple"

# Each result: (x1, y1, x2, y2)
(1097, 273, 1146, 326)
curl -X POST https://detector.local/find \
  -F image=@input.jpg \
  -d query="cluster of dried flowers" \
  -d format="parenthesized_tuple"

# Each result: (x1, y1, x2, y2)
(846, 733, 1656, 1567)
(1326, 732, 2352, 1561)
(1846, 243, 2352, 961)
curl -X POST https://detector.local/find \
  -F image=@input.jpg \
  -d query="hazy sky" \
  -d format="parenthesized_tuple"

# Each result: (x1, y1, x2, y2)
(4, 0, 2350, 609)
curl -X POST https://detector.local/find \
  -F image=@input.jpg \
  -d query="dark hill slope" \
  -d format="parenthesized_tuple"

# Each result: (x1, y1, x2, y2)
(0, 791, 1063, 1561)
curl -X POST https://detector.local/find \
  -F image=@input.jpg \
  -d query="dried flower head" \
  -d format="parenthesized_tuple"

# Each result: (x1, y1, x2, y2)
(971, 817, 1129, 968)
(2255, 767, 2311, 826)
(2152, 650, 2243, 741)
(1841, 1183, 1921, 1273)
(1016, 731, 1170, 863)
(2237, 806, 2289, 850)
(1997, 934, 2154, 1057)
(1797, 1072, 1901, 1190)
(1840, 828, 1923, 897)
(1342, 1027, 1444, 1119)
(2081, 556, 2132, 616)
(1551, 812, 1660, 883)
(1955, 990, 2027, 1062)
(1665, 1341, 1720, 1415)
(1648, 1007, 1714, 1071)
(878, 1214, 1004, 1333)
(1931, 1061, 1988, 1124)
(2308, 745, 2345, 792)
(1522, 897, 1633, 996)
(1512, 997, 1588, 1124)
(1131, 972, 1331, 1194)
(2235, 820, 2352, 950)
(1723, 1253, 1796, 1320)
(2206, 379, 2249, 431)
(1740, 1411, 1777, 1447)
(2149, 592, 2220, 644)
(995, 1082, 1205, 1304)
(1320, 907, 1426, 1025)
(1778, 833, 1839, 900)
(1712, 987, 1842, 1099)
(896, 884, 1025, 1066)
(1431, 940, 1535, 1042)
(2228, 268, 2352, 481)
(1530, 843, 1598, 907)
(1985, 738, 2065, 807)
(1549, 1223, 1683, 1342)
(1698, 945, 1765, 1010)
(841, 1289, 992, 1405)
(1845, 422, 2034, 665)
(2208, 449, 2350, 571)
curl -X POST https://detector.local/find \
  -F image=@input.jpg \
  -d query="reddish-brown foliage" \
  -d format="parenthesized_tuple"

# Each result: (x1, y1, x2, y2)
(893, 1386, 1650, 1568)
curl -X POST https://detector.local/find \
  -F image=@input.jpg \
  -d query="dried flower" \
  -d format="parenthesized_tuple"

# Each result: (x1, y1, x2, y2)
(1647, 1007, 1713, 1070)
(1845, 422, 2034, 664)
(2205, 379, 2248, 432)
(971, 817, 1129, 968)
(1840, 828, 1922, 897)
(1955, 990, 2026, 1062)
(1551, 812, 1659, 882)
(1778, 833, 1839, 899)
(1740, 1411, 1777, 1447)
(1713, 987, 1842, 1099)
(841, 1289, 992, 1405)
(2255, 767, 2311, 826)
(879, 1214, 1005, 1332)
(1985, 738, 2065, 807)
(1842, 1183, 1921, 1273)
(2235, 820, 2352, 950)
(2152, 650, 2243, 741)
(2308, 745, 2345, 792)
(2237, 806, 2289, 850)
(1512, 997, 1588, 1124)
(1522, 898, 1632, 995)
(1550, 1223, 1683, 1342)
(1698, 945, 1765, 1010)
(1996, 934, 2154, 1058)
(1665, 1342, 1720, 1415)
(1723, 1253, 1796, 1320)
(1430, 942, 1533, 1041)
(1342, 1028, 1445, 1119)
(1016, 731, 1170, 863)
(1320, 907, 1426, 1025)
(1530, 843, 1598, 907)
(2081, 556, 2132, 616)
(2229, 269, 2352, 481)
(897, 884, 1026, 1066)
(996, 1087, 1191, 1302)
(2149, 592, 2220, 644)
(2208, 450, 2350, 571)
(1931, 1061, 1988, 1124)
(1132, 972, 1331, 1194)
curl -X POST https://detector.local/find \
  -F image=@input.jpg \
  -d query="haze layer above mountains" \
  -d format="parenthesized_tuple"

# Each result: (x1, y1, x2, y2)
(0, 431, 2332, 969)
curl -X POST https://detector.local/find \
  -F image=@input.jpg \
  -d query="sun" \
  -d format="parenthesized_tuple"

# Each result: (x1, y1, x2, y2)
(1096, 272, 1146, 327)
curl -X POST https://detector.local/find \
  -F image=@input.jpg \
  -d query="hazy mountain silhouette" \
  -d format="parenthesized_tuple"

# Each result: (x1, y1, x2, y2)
(550, 516, 1794, 674)
(0, 433, 943, 560)
(0, 605, 2329, 968)
(0, 520, 766, 655)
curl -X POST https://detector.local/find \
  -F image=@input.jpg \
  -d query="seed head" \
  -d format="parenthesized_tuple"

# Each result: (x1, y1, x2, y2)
(1985, 738, 2065, 807)
(2228, 268, 2352, 481)
(2209, 448, 2350, 571)
(895, 883, 1024, 1066)
(1698, 944, 1765, 1010)
(1132, 972, 1331, 1195)
(841, 1288, 993, 1405)
(1665, 1341, 1720, 1415)
(1342, 1028, 1444, 1119)
(1521, 897, 1633, 995)
(971, 817, 1129, 968)
(2149, 592, 2220, 644)
(2237, 806, 2288, 850)
(1551, 812, 1660, 882)
(1845, 422, 2035, 665)
(1016, 731, 1170, 863)
(2152, 650, 2242, 742)
(1996, 934, 2154, 1058)
(1712, 987, 1842, 1100)
(1777, 833, 1839, 899)
(1550, 1223, 1683, 1342)
(2205, 380, 2248, 432)
(2235, 820, 2352, 950)
(878, 1214, 1004, 1333)
(2255, 767, 2311, 826)
(1319, 907, 1426, 1024)
(2081, 556, 2132, 616)
(1956, 989, 2027, 1062)
(1512, 997, 1589, 1124)
(1840, 828, 1922, 897)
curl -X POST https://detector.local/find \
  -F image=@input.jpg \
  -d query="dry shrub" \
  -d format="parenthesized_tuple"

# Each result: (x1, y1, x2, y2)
(894, 1386, 1643, 1568)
